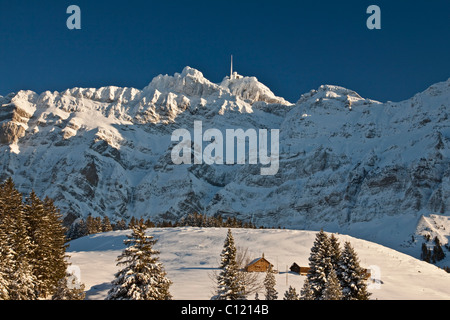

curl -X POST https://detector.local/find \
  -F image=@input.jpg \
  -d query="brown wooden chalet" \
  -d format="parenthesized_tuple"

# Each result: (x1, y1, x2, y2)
(244, 254, 274, 272)
(290, 262, 371, 279)
(290, 263, 310, 275)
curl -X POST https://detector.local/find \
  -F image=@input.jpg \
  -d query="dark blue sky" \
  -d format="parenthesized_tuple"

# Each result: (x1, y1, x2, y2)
(0, 0, 449, 103)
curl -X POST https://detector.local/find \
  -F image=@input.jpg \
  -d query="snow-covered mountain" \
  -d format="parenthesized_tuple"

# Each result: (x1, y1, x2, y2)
(1, 67, 449, 257)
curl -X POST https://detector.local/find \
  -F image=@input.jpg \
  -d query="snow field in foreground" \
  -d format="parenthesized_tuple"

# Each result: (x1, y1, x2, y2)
(67, 227, 450, 300)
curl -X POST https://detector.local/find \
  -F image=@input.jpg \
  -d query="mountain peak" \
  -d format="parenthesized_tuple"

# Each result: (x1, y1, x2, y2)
(296, 84, 381, 111)
(180, 66, 206, 79)
(144, 66, 219, 98)
(220, 73, 292, 106)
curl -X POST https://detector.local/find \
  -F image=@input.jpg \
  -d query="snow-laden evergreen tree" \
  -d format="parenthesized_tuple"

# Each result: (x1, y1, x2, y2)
(52, 272, 86, 300)
(322, 268, 343, 300)
(0, 192, 10, 300)
(24, 191, 50, 296)
(114, 218, 128, 231)
(329, 234, 341, 268)
(301, 229, 334, 300)
(0, 273, 8, 300)
(0, 178, 37, 300)
(283, 286, 299, 300)
(43, 197, 70, 294)
(86, 215, 103, 234)
(300, 277, 315, 300)
(337, 241, 371, 300)
(106, 221, 172, 300)
(67, 218, 88, 240)
(213, 229, 246, 300)
(264, 265, 278, 300)
(102, 216, 113, 232)
(0, 217, 12, 300)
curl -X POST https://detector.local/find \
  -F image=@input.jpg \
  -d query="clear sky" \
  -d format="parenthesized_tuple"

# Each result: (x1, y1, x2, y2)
(0, 0, 449, 103)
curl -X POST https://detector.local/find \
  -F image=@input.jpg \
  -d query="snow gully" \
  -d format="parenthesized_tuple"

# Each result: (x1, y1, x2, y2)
(171, 121, 279, 176)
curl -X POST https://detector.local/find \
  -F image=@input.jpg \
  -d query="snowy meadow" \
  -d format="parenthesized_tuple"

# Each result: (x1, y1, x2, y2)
(67, 227, 450, 300)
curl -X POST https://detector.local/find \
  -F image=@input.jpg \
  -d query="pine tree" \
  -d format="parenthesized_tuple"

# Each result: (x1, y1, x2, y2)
(283, 286, 299, 300)
(0, 272, 8, 300)
(43, 197, 70, 295)
(432, 237, 445, 262)
(0, 178, 37, 300)
(329, 234, 341, 268)
(300, 277, 315, 300)
(113, 218, 128, 231)
(421, 243, 431, 262)
(0, 189, 11, 300)
(24, 191, 52, 296)
(67, 218, 88, 240)
(322, 268, 343, 300)
(264, 265, 278, 300)
(0, 220, 13, 300)
(86, 215, 102, 234)
(337, 241, 371, 300)
(102, 216, 113, 232)
(213, 229, 246, 300)
(106, 221, 172, 300)
(301, 229, 334, 300)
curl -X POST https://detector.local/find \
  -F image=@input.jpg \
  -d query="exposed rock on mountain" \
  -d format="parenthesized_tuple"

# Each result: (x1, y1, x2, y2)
(0, 67, 448, 251)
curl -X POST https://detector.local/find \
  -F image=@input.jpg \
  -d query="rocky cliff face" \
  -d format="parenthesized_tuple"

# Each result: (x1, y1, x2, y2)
(0, 67, 449, 249)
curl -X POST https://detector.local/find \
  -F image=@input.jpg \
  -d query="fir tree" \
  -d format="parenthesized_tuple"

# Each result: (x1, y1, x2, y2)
(0, 178, 37, 300)
(283, 286, 299, 300)
(421, 243, 431, 262)
(102, 216, 113, 232)
(0, 191, 11, 300)
(300, 277, 315, 300)
(264, 265, 278, 300)
(329, 234, 341, 268)
(86, 215, 102, 234)
(113, 218, 128, 231)
(322, 268, 343, 300)
(24, 191, 52, 296)
(432, 237, 445, 262)
(0, 272, 8, 300)
(337, 241, 371, 300)
(213, 229, 246, 300)
(43, 197, 70, 295)
(301, 229, 334, 300)
(67, 218, 88, 240)
(106, 222, 172, 300)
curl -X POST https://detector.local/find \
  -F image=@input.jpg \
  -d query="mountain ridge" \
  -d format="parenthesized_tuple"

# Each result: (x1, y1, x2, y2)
(0, 67, 449, 258)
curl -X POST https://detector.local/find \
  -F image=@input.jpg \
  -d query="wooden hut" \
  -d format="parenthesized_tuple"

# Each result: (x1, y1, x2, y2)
(290, 263, 310, 275)
(245, 254, 273, 272)
(290, 262, 301, 274)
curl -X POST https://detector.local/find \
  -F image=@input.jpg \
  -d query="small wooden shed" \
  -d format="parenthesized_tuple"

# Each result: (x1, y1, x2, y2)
(245, 254, 273, 272)
(290, 263, 310, 276)
(290, 262, 301, 274)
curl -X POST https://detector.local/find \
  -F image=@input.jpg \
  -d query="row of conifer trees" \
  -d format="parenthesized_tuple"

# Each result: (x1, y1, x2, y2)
(67, 211, 259, 240)
(301, 230, 371, 300)
(0, 178, 83, 300)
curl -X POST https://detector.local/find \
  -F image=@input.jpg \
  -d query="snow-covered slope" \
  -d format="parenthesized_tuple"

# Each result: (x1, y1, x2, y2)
(67, 227, 450, 300)
(0, 67, 449, 261)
